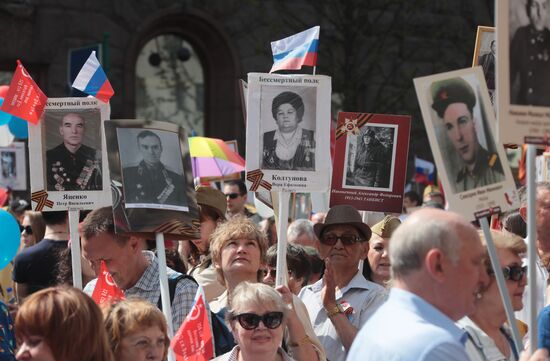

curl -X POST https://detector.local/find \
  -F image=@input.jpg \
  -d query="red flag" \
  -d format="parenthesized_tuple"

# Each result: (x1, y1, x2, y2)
(170, 287, 213, 361)
(0, 60, 47, 125)
(91, 261, 125, 306)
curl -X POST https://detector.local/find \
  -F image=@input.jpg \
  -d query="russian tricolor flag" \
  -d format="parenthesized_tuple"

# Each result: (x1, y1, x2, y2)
(270, 26, 320, 73)
(414, 157, 435, 185)
(72, 51, 114, 103)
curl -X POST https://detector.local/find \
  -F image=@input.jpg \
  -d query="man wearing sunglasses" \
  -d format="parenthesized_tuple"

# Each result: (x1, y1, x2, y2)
(348, 208, 489, 361)
(299, 205, 386, 361)
(223, 180, 262, 224)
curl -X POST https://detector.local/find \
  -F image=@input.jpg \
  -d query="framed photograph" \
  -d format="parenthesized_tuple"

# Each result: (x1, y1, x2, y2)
(245, 73, 331, 192)
(497, 0, 550, 144)
(105, 119, 199, 238)
(29, 98, 111, 211)
(0, 142, 26, 191)
(329, 113, 411, 213)
(414, 67, 518, 221)
(472, 26, 496, 106)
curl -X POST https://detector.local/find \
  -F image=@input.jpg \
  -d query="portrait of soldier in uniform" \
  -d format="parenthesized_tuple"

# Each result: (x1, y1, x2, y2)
(479, 40, 496, 93)
(121, 129, 186, 208)
(431, 77, 505, 193)
(344, 126, 394, 190)
(510, 0, 550, 106)
(46, 112, 102, 191)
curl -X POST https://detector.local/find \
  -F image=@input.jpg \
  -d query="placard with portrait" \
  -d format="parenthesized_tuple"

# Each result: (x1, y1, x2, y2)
(414, 67, 518, 221)
(497, 0, 550, 144)
(245, 73, 331, 192)
(329, 113, 411, 213)
(0, 142, 26, 191)
(104, 119, 199, 239)
(29, 97, 111, 211)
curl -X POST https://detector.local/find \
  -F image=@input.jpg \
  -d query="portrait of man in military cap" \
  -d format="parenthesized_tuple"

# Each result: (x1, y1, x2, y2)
(510, 0, 550, 106)
(430, 76, 504, 193)
(118, 128, 188, 211)
(45, 110, 102, 192)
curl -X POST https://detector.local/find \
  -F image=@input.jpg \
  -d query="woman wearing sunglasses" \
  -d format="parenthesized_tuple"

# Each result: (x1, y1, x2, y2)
(213, 282, 294, 361)
(209, 216, 325, 361)
(19, 211, 46, 249)
(457, 230, 527, 361)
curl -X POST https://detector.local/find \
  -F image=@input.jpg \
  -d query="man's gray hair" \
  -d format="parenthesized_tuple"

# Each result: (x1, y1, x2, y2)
(390, 217, 461, 279)
(287, 219, 316, 241)
(518, 182, 550, 207)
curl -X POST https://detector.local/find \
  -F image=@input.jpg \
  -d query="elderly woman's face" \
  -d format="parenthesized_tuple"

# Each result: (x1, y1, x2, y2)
(117, 326, 167, 361)
(231, 302, 285, 357)
(275, 103, 299, 133)
(481, 248, 526, 312)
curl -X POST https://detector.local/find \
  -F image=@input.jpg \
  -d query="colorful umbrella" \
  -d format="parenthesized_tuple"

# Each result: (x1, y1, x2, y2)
(189, 136, 245, 178)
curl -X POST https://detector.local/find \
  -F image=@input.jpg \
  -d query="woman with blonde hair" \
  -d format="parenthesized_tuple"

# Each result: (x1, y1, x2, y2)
(214, 282, 294, 361)
(457, 230, 527, 361)
(103, 299, 169, 361)
(15, 286, 114, 361)
(209, 216, 325, 361)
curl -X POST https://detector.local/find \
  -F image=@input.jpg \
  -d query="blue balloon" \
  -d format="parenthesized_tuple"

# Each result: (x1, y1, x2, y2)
(8, 116, 28, 139)
(0, 98, 13, 126)
(0, 209, 20, 269)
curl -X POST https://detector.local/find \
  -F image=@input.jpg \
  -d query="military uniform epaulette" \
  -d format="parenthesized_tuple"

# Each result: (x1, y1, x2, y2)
(456, 147, 502, 182)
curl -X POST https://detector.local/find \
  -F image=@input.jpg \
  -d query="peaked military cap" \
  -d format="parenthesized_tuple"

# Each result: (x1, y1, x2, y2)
(431, 77, 476, 118)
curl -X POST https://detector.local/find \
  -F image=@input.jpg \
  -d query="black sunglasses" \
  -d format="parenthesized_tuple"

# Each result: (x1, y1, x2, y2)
(502, 265, 528, 282)
(19, 225, 32, 235)
(320, 234, 363, 246)
(232, 312, 284, 330)
(225, 193, 240, 199)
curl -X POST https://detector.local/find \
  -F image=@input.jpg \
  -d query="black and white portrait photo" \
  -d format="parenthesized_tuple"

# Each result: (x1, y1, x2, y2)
(343, 125, 396, 191)
(117, 128, 188, 211)
(473, 26, 496, 106)
(0, 143, 26, 191)
(261, 87, 316, 171)
(509, 0, 550, 106)
(44, 109, 103, 192)
(429, 75, 504, 193)
(1, 151, 15, 178)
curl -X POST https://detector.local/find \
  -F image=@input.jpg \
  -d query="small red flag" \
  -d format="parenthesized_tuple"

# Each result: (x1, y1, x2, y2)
(91, 261, 125, 306)
(0, 60, 47, 125)
(171, 287, 214, 361)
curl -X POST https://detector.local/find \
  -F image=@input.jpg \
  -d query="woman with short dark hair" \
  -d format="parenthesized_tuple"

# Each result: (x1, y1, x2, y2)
(262, 91, 315, 171)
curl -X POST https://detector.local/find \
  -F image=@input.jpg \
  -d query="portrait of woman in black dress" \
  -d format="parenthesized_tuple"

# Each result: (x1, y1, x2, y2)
(262, 91, 315, 171)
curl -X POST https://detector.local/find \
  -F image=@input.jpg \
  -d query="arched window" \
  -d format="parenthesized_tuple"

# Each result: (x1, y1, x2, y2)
(135, 34, 204, 134)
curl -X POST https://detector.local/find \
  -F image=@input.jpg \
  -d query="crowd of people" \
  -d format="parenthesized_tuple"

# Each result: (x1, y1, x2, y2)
(2, 180, 550, 361)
